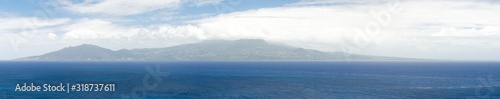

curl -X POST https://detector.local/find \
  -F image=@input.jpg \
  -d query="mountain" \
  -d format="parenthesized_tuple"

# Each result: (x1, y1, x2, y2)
(16, 39, 410, 61)
(17, 44, 132, 61)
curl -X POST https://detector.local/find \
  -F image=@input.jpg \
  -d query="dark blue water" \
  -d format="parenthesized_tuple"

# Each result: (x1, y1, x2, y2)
(1, 61, 500, 98)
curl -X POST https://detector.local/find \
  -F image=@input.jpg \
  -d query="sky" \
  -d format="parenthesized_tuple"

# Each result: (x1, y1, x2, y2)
(1, 0, 500, 60)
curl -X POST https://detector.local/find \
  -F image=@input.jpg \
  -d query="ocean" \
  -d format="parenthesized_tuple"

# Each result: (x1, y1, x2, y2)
(0, 61, 499, 98)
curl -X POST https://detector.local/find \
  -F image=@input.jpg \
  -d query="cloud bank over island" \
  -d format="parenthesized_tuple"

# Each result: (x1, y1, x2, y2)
(1, 0, 499, 60)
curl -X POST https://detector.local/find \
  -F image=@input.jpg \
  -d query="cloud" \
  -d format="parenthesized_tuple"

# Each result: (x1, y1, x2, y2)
(59, 0, 182, 16)
(58, 0, 226, 16)
(0, 17, 70, 32)
(183, 5, 392, 52)
(54, 0, 500, 57)
(288, 0, 391, 6)
(181, 0, 500, 60)
(60, 19, 139, 40)
(432, 26, 500, 37)
(48, 33, 58, 40)
(188, 0, 225, 7)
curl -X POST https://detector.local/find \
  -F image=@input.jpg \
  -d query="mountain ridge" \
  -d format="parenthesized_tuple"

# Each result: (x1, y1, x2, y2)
(16, 39, 412, 61)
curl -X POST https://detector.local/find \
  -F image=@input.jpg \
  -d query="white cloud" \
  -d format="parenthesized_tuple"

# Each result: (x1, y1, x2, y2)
(60, 19, 139, 40)
(181, 0, 500, 60)
(188, 0, 224, 7)
(0, 17, 70, 32)
(180, 5, 394, 53)
(60, 0, 182, 16)
(288, 0, 390, 6)
(432, 26, 500, 37)
(48, 33, 58, 40)
(58, 0, 226, 16)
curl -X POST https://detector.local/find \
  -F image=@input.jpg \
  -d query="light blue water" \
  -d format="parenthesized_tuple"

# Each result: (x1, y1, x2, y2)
(0, 61, 499, 98)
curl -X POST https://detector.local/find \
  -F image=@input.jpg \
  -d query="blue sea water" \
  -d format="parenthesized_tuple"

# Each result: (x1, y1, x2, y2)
(0, 61, 500, 98)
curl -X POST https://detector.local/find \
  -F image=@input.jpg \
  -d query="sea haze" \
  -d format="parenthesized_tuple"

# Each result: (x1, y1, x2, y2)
(0, 61, 499, 98)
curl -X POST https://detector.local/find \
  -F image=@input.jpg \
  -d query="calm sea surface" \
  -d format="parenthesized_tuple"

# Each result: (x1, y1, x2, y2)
(0, 61, 500, 98)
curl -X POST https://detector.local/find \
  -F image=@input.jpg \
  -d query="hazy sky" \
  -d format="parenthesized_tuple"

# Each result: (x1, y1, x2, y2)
(1, 0, 500, 60)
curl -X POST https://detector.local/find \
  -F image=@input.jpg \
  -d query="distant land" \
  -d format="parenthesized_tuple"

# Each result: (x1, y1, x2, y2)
(16, 39, 415, 61)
